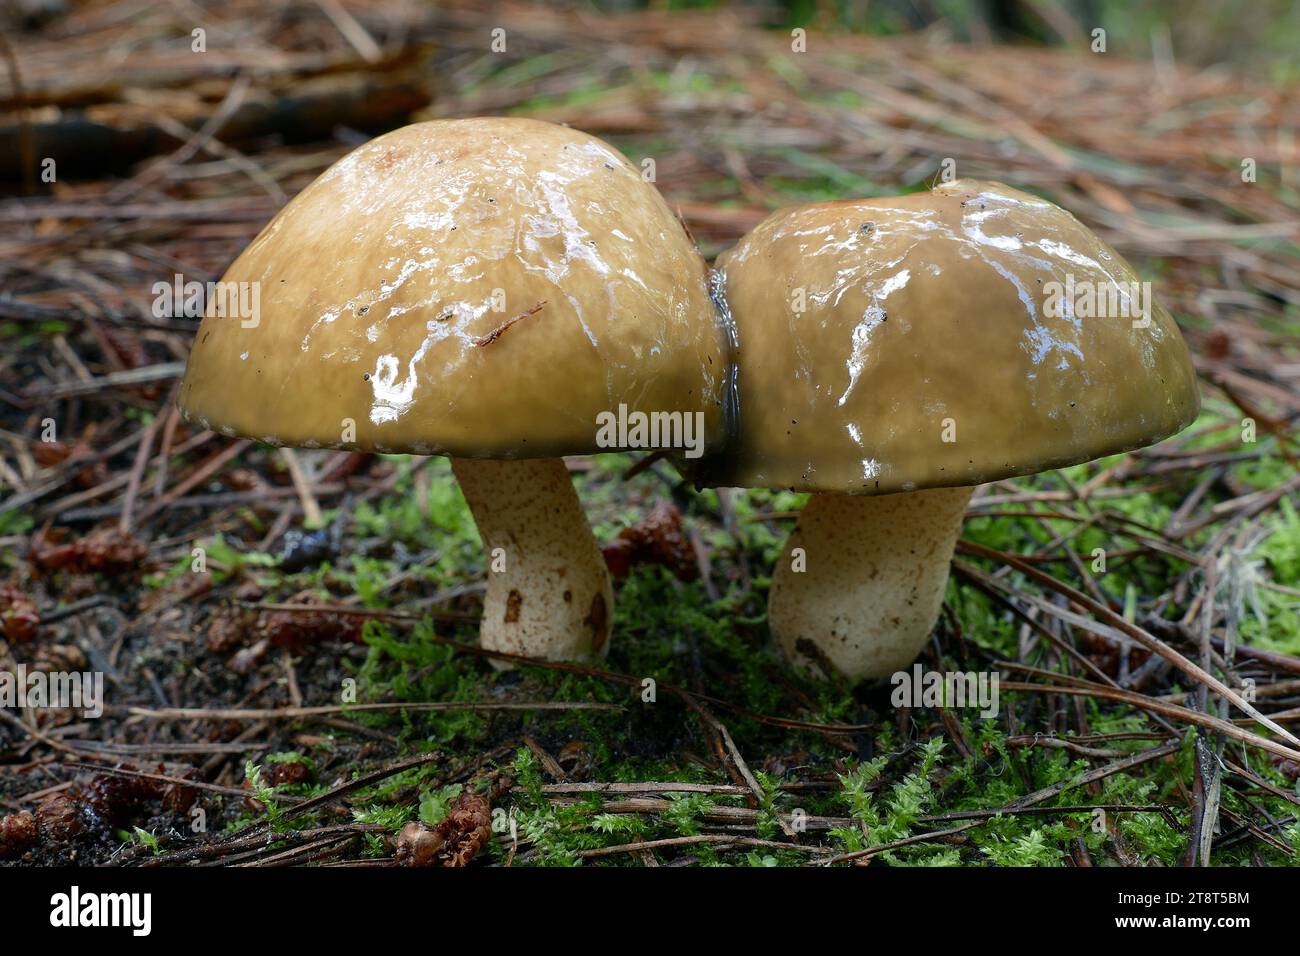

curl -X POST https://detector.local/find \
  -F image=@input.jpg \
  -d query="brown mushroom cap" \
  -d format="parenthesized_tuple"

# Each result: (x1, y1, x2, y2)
(696, 179, 1200, 494)
(179, 118, 727, 457)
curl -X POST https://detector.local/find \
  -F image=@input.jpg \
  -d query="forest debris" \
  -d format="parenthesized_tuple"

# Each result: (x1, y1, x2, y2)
(205, 608, 249, 654)
(472, 301, 547, 347)
(98, 323, 148, 370)
(1270, 755, 1300, 782)
(32, 642, 86, 671)
(34, 793, 85, 844)
(0, 811, 38, 859)
(0, 52, 435, 181)
(556, 741, 594, 781)
(760, 750, 812, 778)
(394, 821, 440, 866)
(395, 788, 492, 867)
(319, 452, 373, 484)
(1077, 631, 1152, 677)
(207, 588, 364, 662)
(255, 590, 364, 650)
(221, 468, 268, 492)
(241, 759, 310, 812)
(229, 638, 270, 676)
(1204, 328, 1231, 360)
(2, 765, 199, 856)
(274, 524, 342, 572)
(269, 758, 313, 787)
(67, 765, 200, 827)
(32, 439, 110, 489)
(29, 525, 148, 575)
(136, 569, 212, 615)
(432, 789, 492, 866)
(0, 585, 40, 642)
(603, 502, 697, 581)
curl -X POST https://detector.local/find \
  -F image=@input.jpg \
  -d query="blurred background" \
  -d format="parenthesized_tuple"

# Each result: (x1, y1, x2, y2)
(4, 0, 1296, 420)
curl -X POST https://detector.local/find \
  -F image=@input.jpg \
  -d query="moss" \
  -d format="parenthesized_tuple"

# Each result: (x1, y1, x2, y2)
(213, 402, 1300, 867)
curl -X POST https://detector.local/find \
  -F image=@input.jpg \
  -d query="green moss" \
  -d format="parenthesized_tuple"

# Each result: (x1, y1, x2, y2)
(213, 404, 1300, 866)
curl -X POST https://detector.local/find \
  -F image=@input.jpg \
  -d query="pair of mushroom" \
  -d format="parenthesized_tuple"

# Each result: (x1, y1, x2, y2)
(181, 118, 727, 665)
(179, 118, 1199, 680)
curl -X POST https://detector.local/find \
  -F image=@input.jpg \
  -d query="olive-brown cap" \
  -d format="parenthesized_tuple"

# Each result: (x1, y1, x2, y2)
(695, 179, 1200, 493)
(179, 118, 727, 457)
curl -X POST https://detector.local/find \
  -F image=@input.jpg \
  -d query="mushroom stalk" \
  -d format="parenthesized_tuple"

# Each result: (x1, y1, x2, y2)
(768, 486, 972, 680)
(451, 457, 612, 664)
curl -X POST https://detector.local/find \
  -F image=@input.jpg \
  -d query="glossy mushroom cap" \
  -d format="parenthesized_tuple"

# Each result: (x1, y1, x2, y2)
(179, 118, 727, 457)
(696, 179, 1200, 494)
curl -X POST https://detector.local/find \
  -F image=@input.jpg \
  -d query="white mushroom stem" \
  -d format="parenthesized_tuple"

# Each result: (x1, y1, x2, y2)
(768, 486, 973, 680)
(451, 457, 613, 665)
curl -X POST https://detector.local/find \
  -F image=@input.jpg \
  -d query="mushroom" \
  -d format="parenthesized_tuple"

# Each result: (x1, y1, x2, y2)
(695, 179, 1200, 679)
(179, 118, 728, 663)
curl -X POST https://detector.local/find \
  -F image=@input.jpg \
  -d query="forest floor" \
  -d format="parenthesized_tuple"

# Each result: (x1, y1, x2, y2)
(1, 0, 1298, 867)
